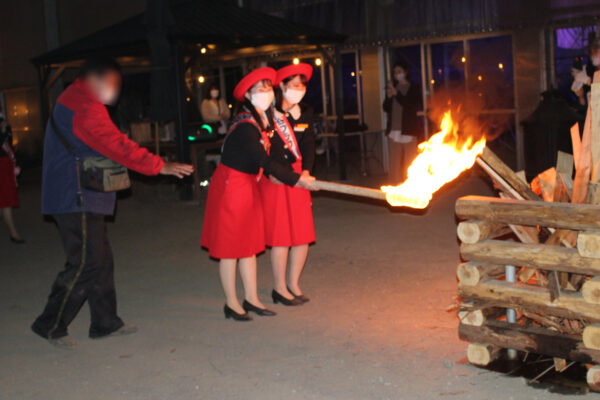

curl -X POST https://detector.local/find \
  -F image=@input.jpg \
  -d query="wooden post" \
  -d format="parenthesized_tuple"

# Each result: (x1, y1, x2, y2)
(456, 220, 510, 244)
(460, 240, 600, 276)
(479, 147, 540, 201)
(456, 196, 600, 231)
(578, 231, 600, 259)
(460, 320, 600, 364)
(584, 324, 600, 351)
(582, 277, 600, 304)
(459, 279, 600, 321)
(587, 365, 600, 392)
(456, 262, 504, 286)
(467, 343, 501, 366)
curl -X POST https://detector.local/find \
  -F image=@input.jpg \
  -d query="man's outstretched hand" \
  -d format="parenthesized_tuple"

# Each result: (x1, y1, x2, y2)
(160, 162, 194, 178)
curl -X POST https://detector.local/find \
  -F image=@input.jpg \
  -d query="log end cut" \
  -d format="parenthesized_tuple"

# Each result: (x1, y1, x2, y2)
(583, 324, 600, 350)
(578, 231, 600, 259)
(582, 277, 600, 304)
(587, 365, 600, 392)
(467, 343, 501, 366)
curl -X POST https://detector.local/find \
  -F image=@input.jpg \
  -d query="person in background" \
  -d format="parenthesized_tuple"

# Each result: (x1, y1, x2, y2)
(572, 37, 600, 110)
(0, 116, 24, 243)
(259, 63, 315, 306)
(31, 57, 193, 349)
(200, 82, 230, 135)
(383, 61, 421, 184)
(201, 67, 317, 322)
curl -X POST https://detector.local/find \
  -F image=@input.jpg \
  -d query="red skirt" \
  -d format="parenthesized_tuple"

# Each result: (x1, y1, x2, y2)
(0, 158, 19, 208)
(259, 161, 315, 247)
(201, 164, 265, 259)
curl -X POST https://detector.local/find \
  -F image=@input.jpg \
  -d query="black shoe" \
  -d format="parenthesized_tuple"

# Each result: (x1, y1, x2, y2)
(243, 300, 277, 316)
(271, 289, 303, 306)
(288, 286, 310, 303)
(224, 305, 252, 321)
(9, 236, 25, 244)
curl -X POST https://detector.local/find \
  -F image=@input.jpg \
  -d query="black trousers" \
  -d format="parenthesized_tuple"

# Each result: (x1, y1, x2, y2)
(32, 213, 124, 339)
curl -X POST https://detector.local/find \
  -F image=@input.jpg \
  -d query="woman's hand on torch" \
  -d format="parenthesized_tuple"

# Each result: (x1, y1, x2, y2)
(160, 162, 194, 178)
(296, 173, 318, 191)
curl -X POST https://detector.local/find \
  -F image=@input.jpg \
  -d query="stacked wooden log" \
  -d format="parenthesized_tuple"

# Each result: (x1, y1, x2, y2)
(456, 71, 600, 389)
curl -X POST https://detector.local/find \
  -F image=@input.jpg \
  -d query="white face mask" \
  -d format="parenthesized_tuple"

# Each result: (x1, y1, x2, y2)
(283, 88, 306, 105)
(395, 72, 406, 82)
(593, 55, 600, 67)
(210, 89, 219, 99)
(250, 90, 274, 111)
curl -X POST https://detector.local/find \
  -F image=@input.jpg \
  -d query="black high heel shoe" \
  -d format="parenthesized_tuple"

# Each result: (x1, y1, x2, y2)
(271, 290, 303, 306)
(243, 300, 277, 316)
(287, 286, 310, 303)
(9, 236, 25, 244)
(223, 305, 252, 321)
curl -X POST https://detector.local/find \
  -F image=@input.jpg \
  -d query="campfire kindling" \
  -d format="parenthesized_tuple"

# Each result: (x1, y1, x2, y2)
(456, 71, 600, 390)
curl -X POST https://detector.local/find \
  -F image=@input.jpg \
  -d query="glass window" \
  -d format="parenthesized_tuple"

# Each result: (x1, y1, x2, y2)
(430, 41, 465, 93)
(342, 52, 359, 115)
(468, 35, 514, 109)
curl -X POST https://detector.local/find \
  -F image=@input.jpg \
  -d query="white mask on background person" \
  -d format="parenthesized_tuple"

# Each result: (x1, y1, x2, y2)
(250, 90, 274, 111)
(210, 89, 219, 99)
(283, 88, 306, 105)
(395, 72, 406, 82)
(593, 55, 600, 67)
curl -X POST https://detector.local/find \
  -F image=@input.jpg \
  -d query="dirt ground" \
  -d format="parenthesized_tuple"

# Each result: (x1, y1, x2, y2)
(0, 168, 592, 400)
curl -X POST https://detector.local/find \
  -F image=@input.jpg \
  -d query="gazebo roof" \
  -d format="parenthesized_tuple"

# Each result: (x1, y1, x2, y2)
(32, 0, 345, 66)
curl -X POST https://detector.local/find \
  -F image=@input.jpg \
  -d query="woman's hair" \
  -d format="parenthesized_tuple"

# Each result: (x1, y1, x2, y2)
(206, 82, 220, 100)
(274, 74, 308, 112)
(237, 79, 274, 132)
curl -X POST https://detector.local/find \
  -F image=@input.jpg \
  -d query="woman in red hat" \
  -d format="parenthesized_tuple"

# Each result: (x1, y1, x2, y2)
(259, 63, 316, 306)
(201, 67, 317, 321)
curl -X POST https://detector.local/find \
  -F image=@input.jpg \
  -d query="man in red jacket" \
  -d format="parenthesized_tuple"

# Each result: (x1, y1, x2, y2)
(32, 57, 193, 348)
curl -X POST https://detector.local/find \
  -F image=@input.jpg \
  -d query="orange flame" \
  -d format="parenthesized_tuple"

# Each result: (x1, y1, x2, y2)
(381, 111, 486, 209)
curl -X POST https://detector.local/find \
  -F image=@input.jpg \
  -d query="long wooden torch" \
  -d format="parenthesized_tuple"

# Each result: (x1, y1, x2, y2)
(312, 180, 387, 201)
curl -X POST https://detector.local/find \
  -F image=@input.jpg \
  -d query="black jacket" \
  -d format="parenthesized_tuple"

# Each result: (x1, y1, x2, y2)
(382, 82, 421, 139)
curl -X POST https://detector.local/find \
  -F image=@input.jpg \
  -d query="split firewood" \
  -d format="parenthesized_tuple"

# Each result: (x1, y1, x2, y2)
(591, 71, 600, 181)
(554, 357, 568, 372)
(532, 167, 557, 202)
(572, 123, 582, 170)
(572, 72, 595, 201)
(556, 151, 574, 180)
(458, 304, 502, 327)
(521, 309, 565, 332)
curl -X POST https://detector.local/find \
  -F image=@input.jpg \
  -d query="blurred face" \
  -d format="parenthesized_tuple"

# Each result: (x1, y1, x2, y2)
(86, 70, 122, 105)
(393, 66, 407, 82)
(246, 80, 274, 112)
(592, 48, 600, 67)
(280, 75, 306, 105)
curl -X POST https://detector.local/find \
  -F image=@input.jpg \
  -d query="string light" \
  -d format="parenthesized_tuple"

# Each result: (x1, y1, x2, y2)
(198, 75, 205, 83)
(498, 62, 504, 70)
(461, 56, 466, 63)
(292, 57, 300, 65)
(200, 47, 207, 54)
(350, 71, 355, 77)
(477, 75, 482, 81)
(315, 58, 322, 66)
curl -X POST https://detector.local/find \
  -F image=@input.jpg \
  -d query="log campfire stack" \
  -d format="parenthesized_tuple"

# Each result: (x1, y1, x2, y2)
(456, 71, 600, 389)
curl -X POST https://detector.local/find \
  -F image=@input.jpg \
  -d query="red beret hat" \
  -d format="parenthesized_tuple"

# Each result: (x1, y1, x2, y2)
(275, 63, 313, 86)
(233, 67, 277, 101)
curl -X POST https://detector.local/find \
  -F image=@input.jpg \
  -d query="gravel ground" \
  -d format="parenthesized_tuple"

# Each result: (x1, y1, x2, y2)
(0, 169, 593, 399)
